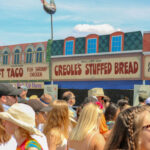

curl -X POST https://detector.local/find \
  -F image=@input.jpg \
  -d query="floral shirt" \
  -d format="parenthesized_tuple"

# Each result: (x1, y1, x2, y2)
(17, 139, 43, 150)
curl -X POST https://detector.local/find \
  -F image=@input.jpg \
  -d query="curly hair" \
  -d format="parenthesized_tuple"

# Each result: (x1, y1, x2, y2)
(43, 100, 69, 146)
(104, 105, 149, 150)
(0, 103, 11, 144)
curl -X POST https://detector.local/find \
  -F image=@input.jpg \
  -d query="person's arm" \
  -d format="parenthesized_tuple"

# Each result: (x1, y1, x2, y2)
(102, 130, 111, 141)
(47, 129, 61, 150)
(47, 134, 57, 150)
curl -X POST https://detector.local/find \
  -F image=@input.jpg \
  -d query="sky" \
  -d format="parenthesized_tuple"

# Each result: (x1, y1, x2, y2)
(0, 0, 150, 46)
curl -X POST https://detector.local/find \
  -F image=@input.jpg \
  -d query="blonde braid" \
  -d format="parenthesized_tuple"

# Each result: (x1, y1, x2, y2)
(122, 106, 146, 150)
(127, 111, 135, 150)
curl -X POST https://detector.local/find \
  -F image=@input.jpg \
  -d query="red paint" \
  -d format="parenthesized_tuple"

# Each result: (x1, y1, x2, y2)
(7, 68, 23, 78)
(0, 69, 4, 77)
(115, 61, 138, 74)
(143, 33, 150, 52)
(85, 63, 112, 75)
(55, 64, 82, 76)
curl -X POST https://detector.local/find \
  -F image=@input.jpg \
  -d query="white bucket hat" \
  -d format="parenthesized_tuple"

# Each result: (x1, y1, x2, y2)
(0, 103, 42, 136)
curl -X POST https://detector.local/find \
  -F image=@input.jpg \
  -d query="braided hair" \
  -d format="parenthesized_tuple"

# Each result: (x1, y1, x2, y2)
(104, 105, 149, 150)
(122, 106, 146, 150)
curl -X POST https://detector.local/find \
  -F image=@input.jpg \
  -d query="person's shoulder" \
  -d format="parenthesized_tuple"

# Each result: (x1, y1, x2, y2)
(94, 132, 105, 140)
(46, 128, 62, 141)
(91, 132, 105, 149)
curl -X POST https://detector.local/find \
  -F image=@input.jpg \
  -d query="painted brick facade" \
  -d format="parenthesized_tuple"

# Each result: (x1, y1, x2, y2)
(143, 32, 150, 51)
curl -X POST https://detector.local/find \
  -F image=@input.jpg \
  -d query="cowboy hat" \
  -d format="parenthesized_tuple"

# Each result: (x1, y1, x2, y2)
(0, 103, 42, 136)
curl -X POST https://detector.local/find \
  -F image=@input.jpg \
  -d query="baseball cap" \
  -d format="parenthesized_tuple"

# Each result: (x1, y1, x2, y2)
(0, 83, 23, 96)
(145, 97, 150, 105)
(27, 99, 51, 113)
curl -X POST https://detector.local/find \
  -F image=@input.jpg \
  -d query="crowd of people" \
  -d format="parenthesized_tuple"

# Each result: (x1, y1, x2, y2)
(0, 83, 150, 150)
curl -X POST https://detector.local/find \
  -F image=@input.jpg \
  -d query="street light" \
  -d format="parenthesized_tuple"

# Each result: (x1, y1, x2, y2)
(42, 0, 56, 40)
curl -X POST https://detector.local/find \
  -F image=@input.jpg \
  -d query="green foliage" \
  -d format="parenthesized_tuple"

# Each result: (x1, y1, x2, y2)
(46, 39, 53, 81)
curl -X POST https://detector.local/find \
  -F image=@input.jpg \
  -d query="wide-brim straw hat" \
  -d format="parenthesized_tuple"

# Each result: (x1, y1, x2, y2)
(88, 88, 105, 97)
(0, 103, 42, 136)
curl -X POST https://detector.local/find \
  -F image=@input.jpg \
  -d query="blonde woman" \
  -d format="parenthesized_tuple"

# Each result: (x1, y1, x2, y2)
(43, 100, 69, 150)
(0, 103, 17, 150)
(68, 103, 105, 150)
(0, 103, 43, 150)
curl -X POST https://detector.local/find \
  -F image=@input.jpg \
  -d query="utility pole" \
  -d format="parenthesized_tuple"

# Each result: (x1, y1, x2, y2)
(42, 0, 56, 40)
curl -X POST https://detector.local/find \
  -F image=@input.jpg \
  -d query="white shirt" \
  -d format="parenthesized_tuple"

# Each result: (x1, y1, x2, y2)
(0, 137, 17, 150)
(32, 133, 49, 150)
(2, 104, 10, 111)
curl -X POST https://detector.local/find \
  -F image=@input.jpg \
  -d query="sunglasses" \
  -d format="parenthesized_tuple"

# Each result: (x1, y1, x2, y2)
(142, 124, 150, 130)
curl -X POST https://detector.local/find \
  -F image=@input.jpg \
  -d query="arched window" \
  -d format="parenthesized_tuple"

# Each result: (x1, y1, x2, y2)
(63, 37, 76, 55)
(36, 47, 43, 63)
(26, 48, 33, 63)
(109, 32, 124, 52)
(3, 51, 8, 65)
(65, 40, 74, 55)
(85, 34, 99, 54)
(14, 49, 20, 64)
(87, 38, 97, 53)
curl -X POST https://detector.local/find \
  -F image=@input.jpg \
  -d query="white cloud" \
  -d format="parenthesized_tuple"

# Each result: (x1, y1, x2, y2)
(74, 24, 121, 35)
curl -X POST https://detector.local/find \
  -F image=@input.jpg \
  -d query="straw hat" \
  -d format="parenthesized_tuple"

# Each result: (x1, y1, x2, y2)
(0, 103, 42, 136)
(88, 88, 105, 97)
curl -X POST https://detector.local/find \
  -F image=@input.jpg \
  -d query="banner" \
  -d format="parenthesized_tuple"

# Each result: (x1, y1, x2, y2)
(44, 84, 58, 100)
(0, 63, 49, 81)
(52, 55, 142, 81)
(12, 82, 44, 89)
(133, 84, 150, 106)
(143, 55, 150, 80)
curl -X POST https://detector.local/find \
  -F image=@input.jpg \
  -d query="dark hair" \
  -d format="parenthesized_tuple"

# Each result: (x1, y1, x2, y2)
(76, 106, 82, 120)
(62, 91, 74, 102)
(103, 96, 111, 103)
(117, 99, 129, 111)
(104, 102, 118, 122)
(139, 95, 146, 103)
(104, 105, 149, 150)
(82, 96, 97, 106)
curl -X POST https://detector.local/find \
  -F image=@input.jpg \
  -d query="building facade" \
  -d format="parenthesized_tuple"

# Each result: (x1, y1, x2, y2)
(1, 31, 150, 104)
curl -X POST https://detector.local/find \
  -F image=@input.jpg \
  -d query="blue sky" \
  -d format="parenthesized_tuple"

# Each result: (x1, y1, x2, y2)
(0, 0, 150, 46)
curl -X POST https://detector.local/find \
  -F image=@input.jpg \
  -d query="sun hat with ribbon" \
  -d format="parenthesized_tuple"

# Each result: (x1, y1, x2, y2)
(0, 103, 42, 136)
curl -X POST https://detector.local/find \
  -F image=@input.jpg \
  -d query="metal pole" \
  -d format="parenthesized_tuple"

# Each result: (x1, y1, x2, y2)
(51, 14, 53, 40)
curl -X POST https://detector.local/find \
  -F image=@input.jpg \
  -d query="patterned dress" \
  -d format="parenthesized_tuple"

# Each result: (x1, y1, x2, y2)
(17, 139, 43, 150)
